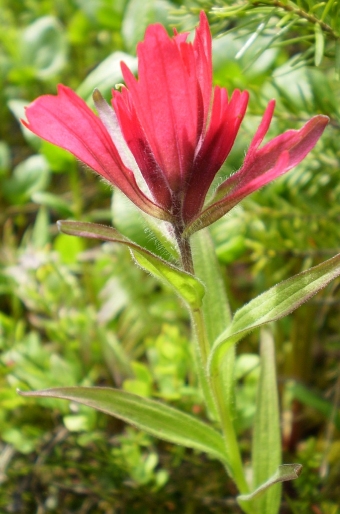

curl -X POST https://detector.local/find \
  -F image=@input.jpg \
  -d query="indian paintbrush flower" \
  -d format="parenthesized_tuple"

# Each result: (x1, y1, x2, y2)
(22, 12, 329, 244)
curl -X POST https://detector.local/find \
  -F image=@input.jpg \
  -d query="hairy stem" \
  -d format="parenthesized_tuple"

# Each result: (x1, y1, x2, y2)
(177, 235, 194, 274)
(193, 305, 249, 495)
(177, 231, 249, 496)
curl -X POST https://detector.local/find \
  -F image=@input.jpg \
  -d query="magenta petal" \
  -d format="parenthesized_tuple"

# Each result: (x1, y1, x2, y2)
(120, 14, 214, 195)
(192, 12, 213, 128)
(121, 25, 198, 192)
(224, 151, 290, 205)
(244, 100, 275, 160)
(184, 114, 329, 236)
(256, 114, 329, 172)
(218, 100, 275, 195)
(23, 85, 170, 220)
(112, 87, 172, 210)
(186, 152, 290, 235)
(21, 12, 330, 236)
(217, 114, 329, 199)
(182, 88, 249, 223)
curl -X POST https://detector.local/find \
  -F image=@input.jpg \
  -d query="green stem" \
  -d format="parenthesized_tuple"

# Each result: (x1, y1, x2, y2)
(191, 308, 219, 420)
(175, 231, 218, 417)
(194, 305, 249, 495)
(177, 234, 194, 274)
(177, 231, 249, 496)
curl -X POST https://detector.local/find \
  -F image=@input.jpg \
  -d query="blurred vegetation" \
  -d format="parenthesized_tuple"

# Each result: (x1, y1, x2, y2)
(1, 0, 340, 512)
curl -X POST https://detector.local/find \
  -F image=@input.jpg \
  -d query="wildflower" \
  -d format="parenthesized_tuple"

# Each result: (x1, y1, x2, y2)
(23, 12, 328, 239)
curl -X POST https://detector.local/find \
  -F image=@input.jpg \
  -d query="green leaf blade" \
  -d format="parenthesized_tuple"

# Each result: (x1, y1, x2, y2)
(131, 249, 204, 310)
(192, 229, 235, 419)
(314, 23, 324, 67)
(251, 329, 281, 514)
(57, 220, 205, 309)
(19, 387, 227, 462)
(238, 464, 302, 504)
(209, 253, 340, 375)
(192, 229, 232, 344)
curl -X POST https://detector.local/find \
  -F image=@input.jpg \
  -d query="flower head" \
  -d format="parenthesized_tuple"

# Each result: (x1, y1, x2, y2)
(22, 12, 328, 238)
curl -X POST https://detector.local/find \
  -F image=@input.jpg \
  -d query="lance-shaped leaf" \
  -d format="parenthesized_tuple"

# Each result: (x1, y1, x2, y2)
(192, 229, 232, 344)
(208, 253, 340, 377)
(58, 220, 205, 310)
(19, 387, 228, 462)
(238, 464, 302, 505)
(192, 229, 234, 420)
(251, 329, 281, 514)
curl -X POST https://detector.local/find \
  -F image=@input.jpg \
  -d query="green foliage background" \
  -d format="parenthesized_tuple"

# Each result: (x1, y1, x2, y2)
(1, 0, 340, 512)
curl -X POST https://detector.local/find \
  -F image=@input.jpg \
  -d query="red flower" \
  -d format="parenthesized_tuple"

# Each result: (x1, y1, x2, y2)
(22, 12, 328, 238)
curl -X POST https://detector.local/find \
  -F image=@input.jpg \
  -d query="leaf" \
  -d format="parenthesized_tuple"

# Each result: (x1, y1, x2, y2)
(58, 220, 205, 309)
(208, 253, 340, 377)
(76, 52, 137, 105)
(2, 155, 50, 204)
(251, 329, 281, 514)
(238, 463, 302, 503)
(192, 229, 232, 344)
(235, 19, 267, 59)
(18, 387, 228, 462)
(54, 233, 85, 265)
(21, 16, 67, 79)
(314, 23, 324, 67)
(32, 192, 74, 217)
(192, 229, 235, 420)
(32, 207, 50, 248)
(112, 189, 178, 261)
(122, 0, 171, 52)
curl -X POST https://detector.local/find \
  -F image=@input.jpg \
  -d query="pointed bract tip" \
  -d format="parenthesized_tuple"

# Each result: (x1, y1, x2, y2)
(17, 388, 28, 396)
(199, 10, 208, 23)
(314, 114, 330, 127)
(92, 88, 103, 103)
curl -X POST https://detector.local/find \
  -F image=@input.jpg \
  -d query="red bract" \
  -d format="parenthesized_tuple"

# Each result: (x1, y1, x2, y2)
(22, 12, 329, 238)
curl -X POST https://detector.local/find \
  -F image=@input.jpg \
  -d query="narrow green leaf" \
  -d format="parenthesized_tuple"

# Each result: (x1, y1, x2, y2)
(131, 251, 204, 309)
(209, 253, 340, 377)
(320, 0, 336, 22)
(19, 387, 228, 462)
(235, 19, 267, 59)
(251, 329, 281, 514)
(112, 189, 178, 261)
(192, 229, 232, 343)
(192, 229, 235, 419)
(32, 191, 74, 217)
(238, 464, 302, 503)
(58, 220, 205, 309)
(314, 23, 324, 67)
(32, 206, 50, 248)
